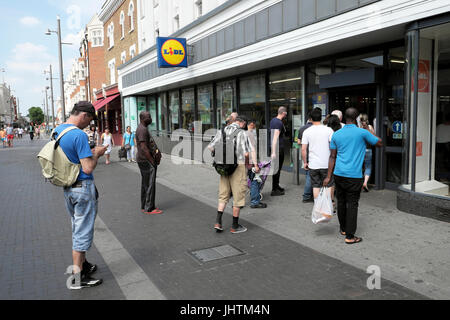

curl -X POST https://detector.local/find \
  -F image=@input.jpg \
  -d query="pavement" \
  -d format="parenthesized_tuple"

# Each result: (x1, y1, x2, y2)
(0, 136, 448, 300)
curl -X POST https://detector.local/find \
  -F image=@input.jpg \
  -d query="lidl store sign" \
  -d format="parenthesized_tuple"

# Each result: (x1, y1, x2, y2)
(157, 37, 188, 68)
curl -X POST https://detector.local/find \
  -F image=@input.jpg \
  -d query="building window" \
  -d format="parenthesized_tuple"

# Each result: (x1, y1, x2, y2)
(197, 85, 213, 132)
(173, 14, 180, 32)
(108, 59, 116, 84)
(239, 74, 266, 129)
(121, 51, 126, 64)
(404, 22, 450, 197)
(92, 30, 103, 47)
(140, 0, 146, 19)
(129, 45, 136, 59)
(157, 93, 167, 133)
(168, 90, 180, 132)
(182, 88, 195, 133)
(216, 80, 236, 129)
(128, 1, 135, 32)
(120, 11, 125, 39)
(107, 23, 114, 49)
(195, 0, 203, 19)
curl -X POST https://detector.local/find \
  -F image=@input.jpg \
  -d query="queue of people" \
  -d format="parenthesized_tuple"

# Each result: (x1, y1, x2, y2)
(46, 99, 382, 290)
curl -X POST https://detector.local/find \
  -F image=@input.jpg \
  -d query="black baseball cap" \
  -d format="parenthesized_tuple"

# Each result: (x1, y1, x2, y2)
(73, 101, 97, 120)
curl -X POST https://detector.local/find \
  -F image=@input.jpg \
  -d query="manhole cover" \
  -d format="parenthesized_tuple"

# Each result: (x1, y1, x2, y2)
(190, 245, 245, 263)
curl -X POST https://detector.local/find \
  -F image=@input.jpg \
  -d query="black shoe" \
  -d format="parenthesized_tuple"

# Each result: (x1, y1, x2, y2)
(363, 186, 369, 193)
(302, 198, 314, 203)
(250, 203, 267, 209)
(83, 260, 97, 275)
(271, 189, 285, 196)
(276, 186, 285, 192)
(69, 273, 103, 290)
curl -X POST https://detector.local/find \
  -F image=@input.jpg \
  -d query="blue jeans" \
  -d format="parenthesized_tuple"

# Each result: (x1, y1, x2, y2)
(364, 149, 372, 177)
(63, 180, 98, 252)
(303, 170, 313, 201)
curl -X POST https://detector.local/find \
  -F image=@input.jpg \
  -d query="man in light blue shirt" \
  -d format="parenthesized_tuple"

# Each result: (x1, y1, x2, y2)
(324, 108, 382, 245)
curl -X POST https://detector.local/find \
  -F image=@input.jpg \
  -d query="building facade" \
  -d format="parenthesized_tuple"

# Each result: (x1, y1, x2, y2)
(117, 0, 450, 218)
(97, 0, 139, 145)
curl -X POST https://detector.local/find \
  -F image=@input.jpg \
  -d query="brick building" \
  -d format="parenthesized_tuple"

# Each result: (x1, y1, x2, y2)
(96, 0, 138, 145)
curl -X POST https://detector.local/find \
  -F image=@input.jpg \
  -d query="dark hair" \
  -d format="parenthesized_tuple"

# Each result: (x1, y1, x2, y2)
(247, 119, 256, 125)
(323, 114, 331, 125)
(327, 115, 341, 132)
(311, 108, 322, 122)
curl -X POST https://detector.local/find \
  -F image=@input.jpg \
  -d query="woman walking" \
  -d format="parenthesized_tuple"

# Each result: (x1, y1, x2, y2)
(86, 124, 99, 149)
(359, 114, 375, 192)
(122, 126, 136, 162)
(101, 128, 114, 165)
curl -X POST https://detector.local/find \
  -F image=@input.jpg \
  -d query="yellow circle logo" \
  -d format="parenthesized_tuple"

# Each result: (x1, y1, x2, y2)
(161, 39, 186, 66)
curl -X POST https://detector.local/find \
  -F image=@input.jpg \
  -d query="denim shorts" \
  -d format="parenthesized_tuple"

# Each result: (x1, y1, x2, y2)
(63, 180, 98, 252)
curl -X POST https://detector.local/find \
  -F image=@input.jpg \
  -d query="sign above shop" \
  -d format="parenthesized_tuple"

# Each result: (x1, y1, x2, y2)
(157, 37, 188, 68)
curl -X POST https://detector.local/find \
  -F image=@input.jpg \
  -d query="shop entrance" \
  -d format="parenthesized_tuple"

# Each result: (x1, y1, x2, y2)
(328, 85, 378, 186)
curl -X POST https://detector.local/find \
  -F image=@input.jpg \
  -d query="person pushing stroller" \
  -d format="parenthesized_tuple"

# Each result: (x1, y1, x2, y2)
(246, 119, 268, 209)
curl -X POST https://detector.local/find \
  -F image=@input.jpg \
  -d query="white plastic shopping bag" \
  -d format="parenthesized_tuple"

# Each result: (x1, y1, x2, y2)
(311, 187, 334, 224)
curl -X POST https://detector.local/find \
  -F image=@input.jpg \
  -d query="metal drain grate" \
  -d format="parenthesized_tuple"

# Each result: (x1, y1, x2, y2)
(190, 245, 245, 263)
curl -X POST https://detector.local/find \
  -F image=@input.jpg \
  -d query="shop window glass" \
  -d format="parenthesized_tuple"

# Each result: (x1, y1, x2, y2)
(239, 74, 266, 129)
(157, 93, 167, 134)
(307, 61, 331, 116)
(197, 85, 213, 132)
(269, 67, 305, 167)
(148, 96, 157, 132)
(419, 23, 450, 197)
(182, 88, 195, 133)
(216, 80, 236, 128)
(168, 90, 180, 132)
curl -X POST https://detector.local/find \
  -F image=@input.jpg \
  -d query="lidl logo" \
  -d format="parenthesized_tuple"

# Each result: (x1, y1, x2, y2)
(157, 37, 188, 68)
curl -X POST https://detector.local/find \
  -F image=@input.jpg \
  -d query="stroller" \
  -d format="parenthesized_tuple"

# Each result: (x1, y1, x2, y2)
(247, 160, 272, 201)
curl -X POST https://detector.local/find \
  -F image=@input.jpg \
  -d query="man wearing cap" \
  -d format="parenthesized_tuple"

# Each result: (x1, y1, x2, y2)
(53, 101, 107, 289)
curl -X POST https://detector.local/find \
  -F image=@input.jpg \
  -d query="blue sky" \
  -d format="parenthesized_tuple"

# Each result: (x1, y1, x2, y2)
(0, 0, 104, 116)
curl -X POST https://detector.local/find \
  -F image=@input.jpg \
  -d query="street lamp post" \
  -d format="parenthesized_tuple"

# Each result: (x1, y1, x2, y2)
(44, 65, 56, 129)
(46, 16, 71, 123)
(44, 87, 50, 133)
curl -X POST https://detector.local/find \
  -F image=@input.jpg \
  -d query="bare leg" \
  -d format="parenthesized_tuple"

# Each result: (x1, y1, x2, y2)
(72, 250, 85, 274)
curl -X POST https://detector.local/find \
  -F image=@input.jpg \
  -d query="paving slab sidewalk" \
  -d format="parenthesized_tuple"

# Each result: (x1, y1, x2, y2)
(111, 148, 450, 300)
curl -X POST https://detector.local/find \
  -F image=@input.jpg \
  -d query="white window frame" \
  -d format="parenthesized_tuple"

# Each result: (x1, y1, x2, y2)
(173, 14, 180, 32)
(108, 59, 116, 84)
(108, 23, 114, 49)
(195, 0, 203, 19)
(120, 11, 125, 40)
(129, 44, 136, 59)
(128, 1, 135, 32)
(140, 0, 146, 19)
(121, 51, 127, 64)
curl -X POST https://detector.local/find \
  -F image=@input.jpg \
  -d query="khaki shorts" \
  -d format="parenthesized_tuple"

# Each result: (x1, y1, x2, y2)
(218, 164, 247, 208)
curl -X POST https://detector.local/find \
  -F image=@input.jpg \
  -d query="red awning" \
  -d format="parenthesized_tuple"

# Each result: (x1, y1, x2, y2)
(94, 94, 120, 111)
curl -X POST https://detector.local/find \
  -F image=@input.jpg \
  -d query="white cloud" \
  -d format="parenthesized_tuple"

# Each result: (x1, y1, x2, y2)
(6, 43, 57, 74)
(20, 16, 41, 27)
(63, 30, 84, 46)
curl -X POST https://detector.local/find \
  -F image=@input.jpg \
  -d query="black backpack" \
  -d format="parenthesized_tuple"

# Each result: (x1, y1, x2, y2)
(212, 127, 241, 176)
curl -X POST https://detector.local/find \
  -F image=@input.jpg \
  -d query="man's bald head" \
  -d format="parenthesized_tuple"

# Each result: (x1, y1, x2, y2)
(345, 108, 359, 124)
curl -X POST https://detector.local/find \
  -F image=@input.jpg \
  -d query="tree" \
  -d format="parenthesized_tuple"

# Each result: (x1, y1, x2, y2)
(28, 107, 44, 125)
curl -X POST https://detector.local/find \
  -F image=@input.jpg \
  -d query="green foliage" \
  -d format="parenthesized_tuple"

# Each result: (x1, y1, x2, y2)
(28, 107, 44, 125)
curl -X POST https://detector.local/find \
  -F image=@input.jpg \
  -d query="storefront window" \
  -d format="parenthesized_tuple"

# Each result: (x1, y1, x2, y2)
(405, 23, 450, 198)
(148, 96, 157, 132)
(157, 93, 167, 134)
(307, 61, 332, 116)
(269, 67, 305, 167)
(168, 90, 180, 132)
(137, 97, 147, 132)
(197, 85, 213, 132)
(216, 80, 236, 128)
(239, 74, 266, 129)
(182, 88, 195, 133)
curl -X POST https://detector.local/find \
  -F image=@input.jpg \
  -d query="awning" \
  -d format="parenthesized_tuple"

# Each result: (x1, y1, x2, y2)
(94, 93, 120, 111)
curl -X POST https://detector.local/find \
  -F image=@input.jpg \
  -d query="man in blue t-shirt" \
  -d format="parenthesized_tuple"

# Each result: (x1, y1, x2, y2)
(324, 108, 382, 245)
(270, 106, 288, 196)
(54, 101, 107, 289)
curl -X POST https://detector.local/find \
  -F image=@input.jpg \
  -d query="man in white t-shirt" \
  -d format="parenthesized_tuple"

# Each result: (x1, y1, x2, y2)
(302, 107, 335, 199)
